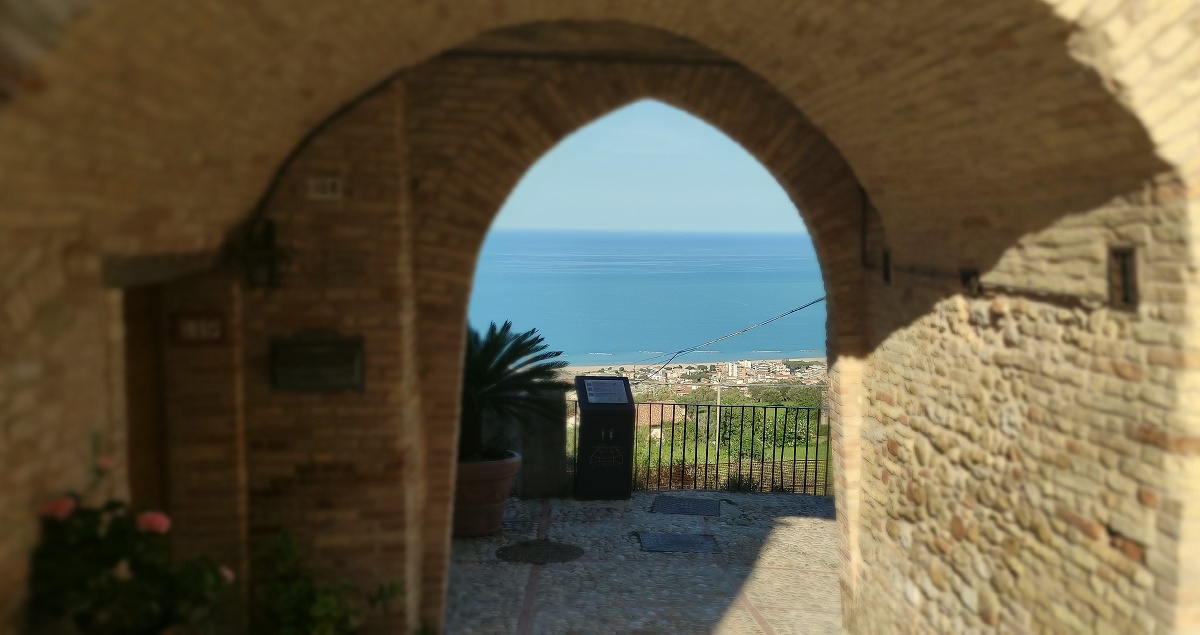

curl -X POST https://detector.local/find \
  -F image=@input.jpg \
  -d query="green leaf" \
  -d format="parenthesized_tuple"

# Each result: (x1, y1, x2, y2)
(460, 321, 570, 461)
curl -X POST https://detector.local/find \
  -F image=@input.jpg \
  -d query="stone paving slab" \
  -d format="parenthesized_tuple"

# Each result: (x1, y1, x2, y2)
(445, 491, 843, 634)
(637, 531, 721, 553)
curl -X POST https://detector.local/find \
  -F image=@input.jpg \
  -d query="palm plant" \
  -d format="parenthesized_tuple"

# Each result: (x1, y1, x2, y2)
(459, 321, 571, 462)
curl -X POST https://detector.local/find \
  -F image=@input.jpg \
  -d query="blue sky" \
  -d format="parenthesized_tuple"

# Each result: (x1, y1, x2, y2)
(492, 99, 809, 234)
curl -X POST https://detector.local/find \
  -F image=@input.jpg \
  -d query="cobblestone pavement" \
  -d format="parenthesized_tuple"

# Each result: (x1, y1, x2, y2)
(445, 491, 843, 634)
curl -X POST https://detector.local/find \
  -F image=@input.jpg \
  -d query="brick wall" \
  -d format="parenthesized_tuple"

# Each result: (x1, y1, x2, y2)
(159, 273, 249, 629)
(238, 84, 417, 632)
(132, 83, 423, 633)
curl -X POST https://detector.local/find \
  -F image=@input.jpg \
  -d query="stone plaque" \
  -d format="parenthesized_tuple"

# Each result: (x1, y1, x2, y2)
(270, 329, 364, 392)
(637, 532, 720, 554)
(171, 310, 226, 345)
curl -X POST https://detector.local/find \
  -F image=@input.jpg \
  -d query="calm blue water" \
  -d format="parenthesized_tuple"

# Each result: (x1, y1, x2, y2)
(468, 230, 826, 366)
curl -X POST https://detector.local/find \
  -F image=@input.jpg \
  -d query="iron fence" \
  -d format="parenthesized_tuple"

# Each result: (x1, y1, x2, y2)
(567, 401, 831, 496)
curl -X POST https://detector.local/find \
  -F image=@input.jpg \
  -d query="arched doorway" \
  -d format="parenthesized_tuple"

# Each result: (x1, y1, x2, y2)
(448, 93, 844, 632)
(405, 24, 877, 629)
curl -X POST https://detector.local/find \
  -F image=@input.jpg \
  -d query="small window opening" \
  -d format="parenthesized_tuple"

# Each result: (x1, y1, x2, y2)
(960, 268, 981, 296)
(1109, 247, 1138, 310)
(882, 249, 891, 286)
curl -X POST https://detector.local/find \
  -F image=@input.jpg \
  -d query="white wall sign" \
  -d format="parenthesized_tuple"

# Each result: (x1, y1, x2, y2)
(584, 379, 628, 404)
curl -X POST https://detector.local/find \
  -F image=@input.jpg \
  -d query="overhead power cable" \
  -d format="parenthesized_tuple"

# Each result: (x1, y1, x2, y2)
(629, 295, 826, 378)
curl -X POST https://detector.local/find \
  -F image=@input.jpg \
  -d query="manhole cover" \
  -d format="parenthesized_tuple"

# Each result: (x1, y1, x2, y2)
(496, 539, 584, 564)
(637, 532, 720, 553)
(651, 495, 720, 516)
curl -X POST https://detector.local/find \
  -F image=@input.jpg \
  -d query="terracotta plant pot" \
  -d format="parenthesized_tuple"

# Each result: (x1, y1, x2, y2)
(453, 451, 521, 537)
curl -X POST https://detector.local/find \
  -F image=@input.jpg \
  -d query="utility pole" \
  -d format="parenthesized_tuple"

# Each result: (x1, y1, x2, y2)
(714, 382, 723, 452)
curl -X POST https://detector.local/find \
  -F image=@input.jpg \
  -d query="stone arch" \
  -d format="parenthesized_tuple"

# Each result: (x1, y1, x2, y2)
(402, 43, 878, 625)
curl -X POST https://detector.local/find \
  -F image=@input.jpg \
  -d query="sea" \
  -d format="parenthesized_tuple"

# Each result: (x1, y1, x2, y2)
(468, 230, 827, 366)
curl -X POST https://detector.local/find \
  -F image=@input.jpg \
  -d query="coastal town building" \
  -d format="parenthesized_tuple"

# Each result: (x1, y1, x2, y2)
(614, 358, 829, 393)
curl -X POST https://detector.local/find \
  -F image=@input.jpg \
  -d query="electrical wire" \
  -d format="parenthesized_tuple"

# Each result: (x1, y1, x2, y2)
(626, 295, 826, 379)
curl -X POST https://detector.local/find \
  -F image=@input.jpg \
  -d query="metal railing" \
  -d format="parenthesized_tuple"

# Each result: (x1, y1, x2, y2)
(568, 401, 831, 496)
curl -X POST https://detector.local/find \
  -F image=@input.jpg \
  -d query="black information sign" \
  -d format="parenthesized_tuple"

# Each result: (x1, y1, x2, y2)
(270, 329, 365, 392)
(573, 376, 635, 500)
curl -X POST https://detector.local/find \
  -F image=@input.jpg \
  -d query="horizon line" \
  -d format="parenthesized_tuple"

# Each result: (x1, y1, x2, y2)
(488, 226, 810, 235)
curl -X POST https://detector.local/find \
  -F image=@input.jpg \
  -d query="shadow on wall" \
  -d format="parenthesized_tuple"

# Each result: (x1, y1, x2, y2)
(443, 492, 839, 634)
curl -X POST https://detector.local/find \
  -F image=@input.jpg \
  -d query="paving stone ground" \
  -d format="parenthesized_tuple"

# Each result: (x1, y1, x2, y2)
(445, 491, 843, 634)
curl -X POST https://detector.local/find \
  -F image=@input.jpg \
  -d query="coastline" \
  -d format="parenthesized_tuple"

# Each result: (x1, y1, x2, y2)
(565, 356, 826, 376)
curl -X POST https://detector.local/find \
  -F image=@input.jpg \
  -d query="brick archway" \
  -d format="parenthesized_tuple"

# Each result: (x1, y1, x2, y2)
(404, 48, 876, 625)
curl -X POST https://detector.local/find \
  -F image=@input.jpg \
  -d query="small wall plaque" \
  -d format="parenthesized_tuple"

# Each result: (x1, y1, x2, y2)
(270, 329, 364, 392)
(306, 176, 343, 200)
(171, 310, 226, 345)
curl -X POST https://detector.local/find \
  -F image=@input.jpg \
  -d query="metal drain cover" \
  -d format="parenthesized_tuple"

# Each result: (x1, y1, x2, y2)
(651, 496, 720, 517)
(637, 532, 720, 553)
(496, 540, 584, 564)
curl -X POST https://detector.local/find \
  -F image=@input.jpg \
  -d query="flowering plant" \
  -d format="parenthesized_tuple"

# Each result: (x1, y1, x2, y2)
(28, 484, 233, 634)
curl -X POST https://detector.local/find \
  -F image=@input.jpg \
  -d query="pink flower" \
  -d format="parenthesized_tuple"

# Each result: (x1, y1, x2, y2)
(136, 511, 171, 534)
(219, 566, 236, 584)
(40, 497, 76, 520)
(95, 456, 115, 473)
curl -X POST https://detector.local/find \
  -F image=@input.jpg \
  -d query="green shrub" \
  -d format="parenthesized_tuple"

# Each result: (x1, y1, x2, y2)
(252, 531, 400, 635)
(723, 474, 760, 493)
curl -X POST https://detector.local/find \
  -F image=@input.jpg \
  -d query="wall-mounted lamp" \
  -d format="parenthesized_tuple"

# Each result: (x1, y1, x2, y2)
(242, 218, 286, 288)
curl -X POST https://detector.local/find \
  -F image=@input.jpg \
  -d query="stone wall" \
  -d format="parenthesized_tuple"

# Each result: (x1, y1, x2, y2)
(0, 236, 128, 629)
(855, 184, 1199, 632)
(0, 4, 1198, 634)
